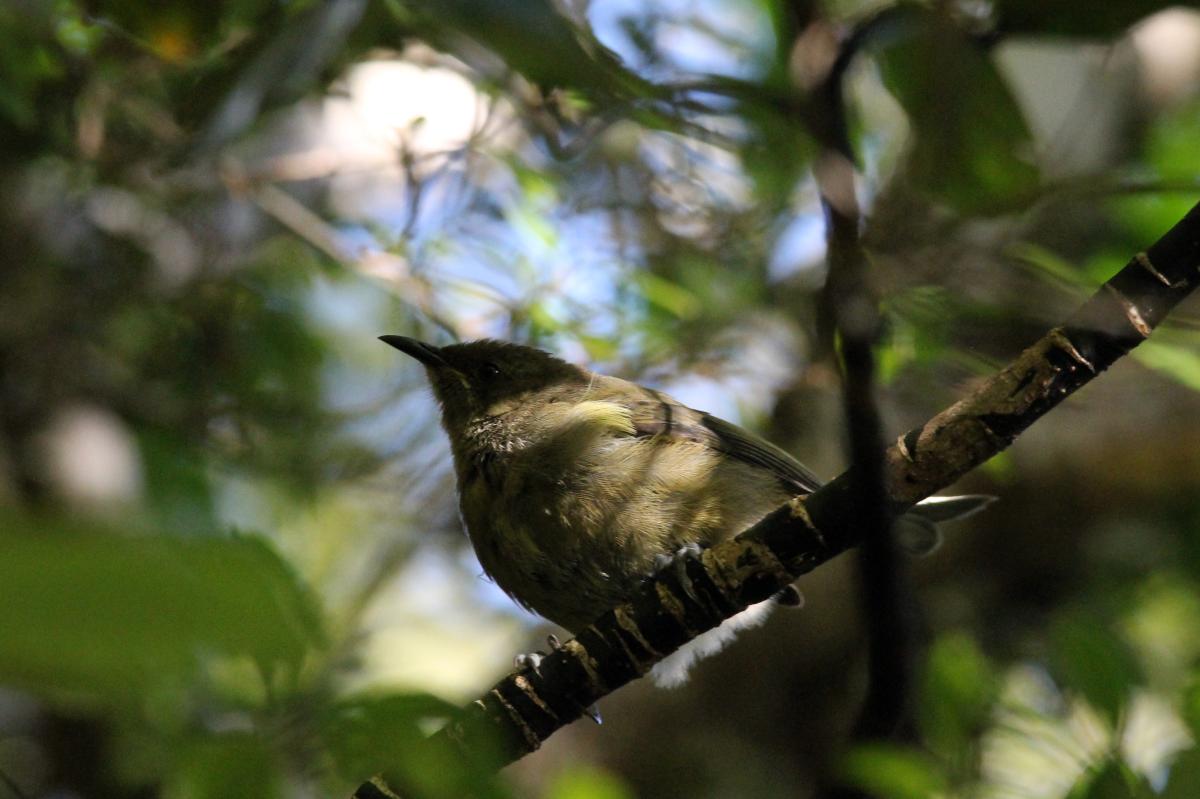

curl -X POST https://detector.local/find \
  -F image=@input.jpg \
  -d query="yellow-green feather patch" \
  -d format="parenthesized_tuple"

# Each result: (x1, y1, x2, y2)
(564, 400, 637, 436)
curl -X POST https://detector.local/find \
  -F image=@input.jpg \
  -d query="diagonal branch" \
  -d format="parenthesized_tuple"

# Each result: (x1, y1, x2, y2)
(353, 200, 1200, 798)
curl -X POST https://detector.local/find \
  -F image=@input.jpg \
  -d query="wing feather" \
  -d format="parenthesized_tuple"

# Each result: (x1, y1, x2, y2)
(625, 392, 823, 494)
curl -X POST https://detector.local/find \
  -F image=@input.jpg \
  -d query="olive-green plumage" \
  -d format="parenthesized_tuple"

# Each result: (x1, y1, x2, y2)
(382, 336, 990, 683)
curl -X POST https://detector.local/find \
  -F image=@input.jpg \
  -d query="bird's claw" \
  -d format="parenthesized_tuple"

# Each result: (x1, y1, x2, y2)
(652, 542, 704, 574)
(515, 637, 601, 725)
(650, 542, 705, 602)
(514, 632, 567, 673)
(514, 651, 545, 672)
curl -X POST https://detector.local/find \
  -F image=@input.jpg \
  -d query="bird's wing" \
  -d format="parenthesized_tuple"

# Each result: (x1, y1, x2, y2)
(624, 392, 823, 494)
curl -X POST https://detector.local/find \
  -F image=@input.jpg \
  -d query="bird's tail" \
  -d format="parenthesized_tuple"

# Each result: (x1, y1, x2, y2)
(896, 494, 996, 555)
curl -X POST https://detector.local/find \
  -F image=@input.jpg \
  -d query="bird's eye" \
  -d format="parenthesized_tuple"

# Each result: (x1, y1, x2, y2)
(481, 362, 502, 378)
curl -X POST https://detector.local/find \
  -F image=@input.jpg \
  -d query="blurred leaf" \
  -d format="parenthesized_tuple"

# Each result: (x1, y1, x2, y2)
(1120, 575, 1200, 688)
(1131, 338, 1200, 393)
(1145, 100, 1200, 181)
(840, 744, 947, 799)
(980, 449, 1016, 481)
(410, 0, 652, 101)
(1010, 242, 1092, 294)
(1111, 101, 1200, 246)
(995, 0, 1178, 38)
(1050, 613, 1142, 726)
(874, 7, 1039, 212)
(634, 271, 702, 320)
(0, 520, 325, 701)
(323, 693, 509, 799)
(323, 692, 456, 781)
(919, 632, 998, 757)
(1183, 675, 1200, 739)
(0, 7, 67, 135)
(545, 765, 633, 799)
(1068, 759, 1154, 799)
(163, 732, 282, 799)
(1163, 747, 1200, 799)
(139, 429, 218, 535)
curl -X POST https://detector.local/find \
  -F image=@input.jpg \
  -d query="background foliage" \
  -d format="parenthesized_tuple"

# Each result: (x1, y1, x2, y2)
(2, 1, 1200, 797)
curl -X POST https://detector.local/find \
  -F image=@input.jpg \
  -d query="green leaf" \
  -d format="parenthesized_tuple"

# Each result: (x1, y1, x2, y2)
(162, 732, 283, 799)
(1050, 613, 1142, 726)
(323, 693, 510, 799)
(919, 632, 998, 756)
(1131, 338, 1200, 393)
(322, 693, 456, 782)
(840, 744, 947, 799)
(0, 520, 325, 702)
(874, 7, 1039, 212)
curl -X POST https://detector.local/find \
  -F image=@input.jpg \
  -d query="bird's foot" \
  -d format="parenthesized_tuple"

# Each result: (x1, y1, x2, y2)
(514, 634, 566, 673)
(652, 541, 704, 574)
(651, 542, 705, 602)
(513, 651, 544, 672)
(515, 636, 601, 724)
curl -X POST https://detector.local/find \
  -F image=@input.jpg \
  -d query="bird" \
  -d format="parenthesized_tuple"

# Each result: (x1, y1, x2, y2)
(382, 335, 991, 686)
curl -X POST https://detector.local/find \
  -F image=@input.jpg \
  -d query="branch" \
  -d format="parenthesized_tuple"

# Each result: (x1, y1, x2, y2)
(352, 199, 1200, 797)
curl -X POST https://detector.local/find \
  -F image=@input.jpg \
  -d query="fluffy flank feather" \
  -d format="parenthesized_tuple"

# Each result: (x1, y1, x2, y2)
(649, 600, 774, 688)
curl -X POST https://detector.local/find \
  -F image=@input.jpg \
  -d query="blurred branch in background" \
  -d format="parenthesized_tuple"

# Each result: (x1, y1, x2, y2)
(2, 1, 1200, 798)
(807, 14, 918, 787)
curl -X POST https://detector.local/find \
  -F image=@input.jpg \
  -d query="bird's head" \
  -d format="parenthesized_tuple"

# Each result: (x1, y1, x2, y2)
(380, 336, 589, 432)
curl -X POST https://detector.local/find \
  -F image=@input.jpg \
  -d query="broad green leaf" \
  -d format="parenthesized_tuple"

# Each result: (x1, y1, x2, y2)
(874, 7, 1039, 212)
(323, 693, 510, 799)
(0, 521, 325, 702)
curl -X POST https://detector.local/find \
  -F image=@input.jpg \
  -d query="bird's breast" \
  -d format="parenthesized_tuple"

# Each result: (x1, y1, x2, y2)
(454, 415, 792, 630)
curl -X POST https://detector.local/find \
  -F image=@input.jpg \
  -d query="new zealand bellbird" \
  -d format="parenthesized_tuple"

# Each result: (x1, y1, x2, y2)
(382, 336, 990, 686)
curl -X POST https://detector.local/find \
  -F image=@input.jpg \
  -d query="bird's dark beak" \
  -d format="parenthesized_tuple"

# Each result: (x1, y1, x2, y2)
(379, 335, 448, 368)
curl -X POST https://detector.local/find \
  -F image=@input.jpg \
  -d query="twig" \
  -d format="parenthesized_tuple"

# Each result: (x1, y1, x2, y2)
(220, 162, 461, 340)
